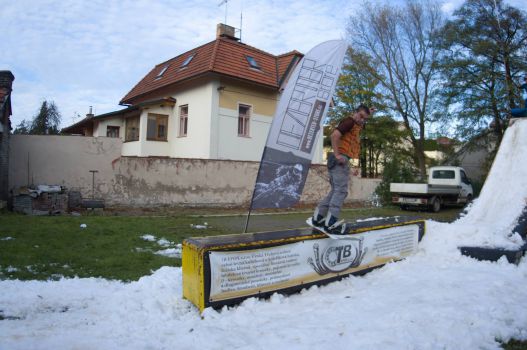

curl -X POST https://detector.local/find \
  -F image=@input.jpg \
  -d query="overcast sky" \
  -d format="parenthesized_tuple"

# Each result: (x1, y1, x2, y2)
(1, 0, 526, 129)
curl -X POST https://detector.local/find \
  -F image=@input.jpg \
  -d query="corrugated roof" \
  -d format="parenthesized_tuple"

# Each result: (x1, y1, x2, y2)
(120, 38, 303, 105)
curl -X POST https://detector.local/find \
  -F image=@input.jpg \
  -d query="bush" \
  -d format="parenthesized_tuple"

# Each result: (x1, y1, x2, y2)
(375, 157, 416, 205)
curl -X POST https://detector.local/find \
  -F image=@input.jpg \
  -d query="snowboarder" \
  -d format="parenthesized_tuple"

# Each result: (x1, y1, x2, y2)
(310, 104, 374, 235)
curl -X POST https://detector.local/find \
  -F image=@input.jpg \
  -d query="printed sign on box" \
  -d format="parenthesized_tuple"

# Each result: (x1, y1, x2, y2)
(209, 224, 419, 302)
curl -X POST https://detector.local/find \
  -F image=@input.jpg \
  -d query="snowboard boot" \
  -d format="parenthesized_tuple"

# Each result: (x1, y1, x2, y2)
(324, 214, 347, 235)
(311, 208, 325, 229)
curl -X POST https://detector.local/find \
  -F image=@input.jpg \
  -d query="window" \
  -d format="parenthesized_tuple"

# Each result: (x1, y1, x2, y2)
(180, 54, 195, 68)
(238, 104, 251, 137)
(245, 56, 260, 69)
(106, 126, 120, 138)
(155, 64, 169, 79)
(147, 113, 168, 141)
(460, 170, 471, 184)
(125, 117, 140, 142)
(179, 105, 188, 137)
(432, 170, 455, 179)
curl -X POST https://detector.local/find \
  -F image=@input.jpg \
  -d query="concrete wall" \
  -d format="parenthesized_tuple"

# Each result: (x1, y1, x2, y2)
(9, 135, 379, 207)
(10, 135, 123, 197)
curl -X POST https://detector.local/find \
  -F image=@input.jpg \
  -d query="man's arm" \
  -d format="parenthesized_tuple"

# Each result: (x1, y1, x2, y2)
(331, 129, 346, 164)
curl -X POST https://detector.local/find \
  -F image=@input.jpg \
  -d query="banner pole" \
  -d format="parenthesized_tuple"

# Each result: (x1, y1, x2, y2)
(243, 207, 252, 233)
(243, 147, 268, 233)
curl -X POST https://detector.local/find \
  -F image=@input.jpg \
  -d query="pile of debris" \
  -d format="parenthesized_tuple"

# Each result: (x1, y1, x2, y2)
(13, 185, 68, 215)
(11, 185, 96, 215)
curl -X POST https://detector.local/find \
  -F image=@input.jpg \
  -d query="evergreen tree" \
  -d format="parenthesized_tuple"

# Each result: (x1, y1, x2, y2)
(438, 0, 527, 143)
(12, 120, 31, 134)
(30, 100, 61, 135)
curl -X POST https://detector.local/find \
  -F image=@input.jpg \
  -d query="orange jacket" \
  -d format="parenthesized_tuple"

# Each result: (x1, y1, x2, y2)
(336, 117, 361, 159)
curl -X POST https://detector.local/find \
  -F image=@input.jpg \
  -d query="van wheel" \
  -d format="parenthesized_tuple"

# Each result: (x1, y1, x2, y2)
(431, 197, 441, 213)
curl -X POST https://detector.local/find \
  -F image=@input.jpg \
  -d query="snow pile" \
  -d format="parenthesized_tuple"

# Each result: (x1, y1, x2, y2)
(140, 234, 182, 258)
(1, 233, 527, 349)
(455, 119, 527, 248)
(155, 246, 182, 259)
(190, 222, 209, 229)
(140, 234, 156, 242)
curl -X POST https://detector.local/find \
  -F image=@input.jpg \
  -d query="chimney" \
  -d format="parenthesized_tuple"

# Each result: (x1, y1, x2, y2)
(0, 71, 14, 92)
(216, 23, 239, 41)
(86, 106, 94, 119)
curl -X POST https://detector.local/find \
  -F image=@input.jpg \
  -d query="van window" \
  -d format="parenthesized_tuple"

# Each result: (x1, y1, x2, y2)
(460, 170, 470, 184)
(432, 170, 455, 179)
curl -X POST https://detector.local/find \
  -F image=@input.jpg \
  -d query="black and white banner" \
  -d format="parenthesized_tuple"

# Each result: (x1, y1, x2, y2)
(250, 40, 347, 209)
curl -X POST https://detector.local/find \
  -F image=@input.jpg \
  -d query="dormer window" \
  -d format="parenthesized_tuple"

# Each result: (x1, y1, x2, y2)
(155, 64, 169, 79)
(246, 56, 260, 70)
(180, 54, 195, 68)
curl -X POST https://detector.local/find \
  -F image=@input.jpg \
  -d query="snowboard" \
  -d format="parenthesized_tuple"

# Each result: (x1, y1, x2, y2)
(306, 217, 355, 239)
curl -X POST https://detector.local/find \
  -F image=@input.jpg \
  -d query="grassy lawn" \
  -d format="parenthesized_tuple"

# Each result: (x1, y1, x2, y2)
(0, 213, 228, 281)
(0, 205, 460, 282)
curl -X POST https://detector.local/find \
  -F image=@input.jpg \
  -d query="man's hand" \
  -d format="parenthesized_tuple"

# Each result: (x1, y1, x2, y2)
(335, 154, 346, 164)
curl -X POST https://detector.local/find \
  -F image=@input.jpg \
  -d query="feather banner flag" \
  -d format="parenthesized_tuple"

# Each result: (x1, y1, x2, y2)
(249, 40, 347, 209)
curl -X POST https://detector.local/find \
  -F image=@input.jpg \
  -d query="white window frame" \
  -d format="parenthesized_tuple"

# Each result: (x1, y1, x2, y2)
(179, 104, 188, 137)
(238, 104, 251, 137)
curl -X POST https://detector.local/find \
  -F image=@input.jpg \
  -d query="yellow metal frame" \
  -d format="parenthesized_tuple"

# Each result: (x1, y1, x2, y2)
(182, 219, 426, 312)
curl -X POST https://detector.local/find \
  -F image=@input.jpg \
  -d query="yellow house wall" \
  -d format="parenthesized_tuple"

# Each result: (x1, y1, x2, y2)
(218, 80, 278, 117)
(217, 78, 324, 164)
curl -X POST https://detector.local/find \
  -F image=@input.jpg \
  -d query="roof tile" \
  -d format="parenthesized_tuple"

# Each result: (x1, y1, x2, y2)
(120, 38, 303, 105)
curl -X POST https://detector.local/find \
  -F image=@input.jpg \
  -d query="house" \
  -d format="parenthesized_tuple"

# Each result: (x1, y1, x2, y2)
(0, 70, 14, 206)
(63, 24, 326, 163)
(444, 131, 497, 183)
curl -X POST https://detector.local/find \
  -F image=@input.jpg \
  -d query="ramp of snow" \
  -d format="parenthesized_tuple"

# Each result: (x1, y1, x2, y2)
(454, 119, 527, 248)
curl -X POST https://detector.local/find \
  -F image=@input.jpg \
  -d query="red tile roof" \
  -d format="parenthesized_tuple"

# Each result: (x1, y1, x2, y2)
(120, 38, 303, 105)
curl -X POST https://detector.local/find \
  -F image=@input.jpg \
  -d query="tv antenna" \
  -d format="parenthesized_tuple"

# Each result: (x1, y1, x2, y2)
(218, 0, 228, 24)
(239, 0, 243, 42)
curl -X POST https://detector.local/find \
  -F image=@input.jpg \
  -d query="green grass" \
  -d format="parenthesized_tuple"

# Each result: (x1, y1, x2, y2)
(0, 213, 229, 281)
(0, 205, 461, 281)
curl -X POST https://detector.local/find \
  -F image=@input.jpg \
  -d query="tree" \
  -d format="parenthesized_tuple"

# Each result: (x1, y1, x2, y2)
(438, 0, 527, 143)
(30, 100, 61, 135)
(374, 153, 417, 205)
(327, 47, 380, 126)
(360, 116, 413, 178)
(328, 47, 411, 178)
(12, 120, 31, 134)
(13, 100, 62, 135)
(346, 0, 445, 179)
